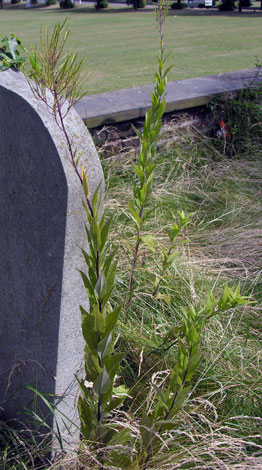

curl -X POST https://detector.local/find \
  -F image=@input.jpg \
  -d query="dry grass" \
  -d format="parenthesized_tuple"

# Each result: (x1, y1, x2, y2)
(98, 122, 262, 470)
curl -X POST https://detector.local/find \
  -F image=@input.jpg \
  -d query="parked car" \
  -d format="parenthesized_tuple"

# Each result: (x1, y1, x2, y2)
(186, 0, 213, 7)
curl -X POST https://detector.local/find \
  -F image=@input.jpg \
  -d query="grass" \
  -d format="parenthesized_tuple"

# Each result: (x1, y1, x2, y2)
(96, 97, 262, 468)
(0, 3, 262, 94)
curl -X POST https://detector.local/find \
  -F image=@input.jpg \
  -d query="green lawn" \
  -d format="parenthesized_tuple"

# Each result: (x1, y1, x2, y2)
(1, 4, 262, 94)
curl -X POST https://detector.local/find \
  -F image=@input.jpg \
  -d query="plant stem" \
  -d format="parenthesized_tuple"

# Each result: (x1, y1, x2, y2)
(127, 206, 144, 310)
(97, 394, 104, 470)
(153, 245, 172, 297)
(54, 91, 94, 217)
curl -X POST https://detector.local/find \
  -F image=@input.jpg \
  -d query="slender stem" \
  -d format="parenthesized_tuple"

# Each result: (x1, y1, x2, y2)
(96, 248, 100, 281)
(54, 90, 95, 218)
(97, 394, 104, 470)
(153, 245, 172, 297)
(143, 447, 152, 470)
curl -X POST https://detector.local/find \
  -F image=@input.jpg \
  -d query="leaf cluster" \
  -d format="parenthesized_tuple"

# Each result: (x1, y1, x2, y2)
(78, 184, 127, 450)
(0, 34, 27, 71)
(154, 211, 192, 296)
(27, 19, 86, 115)
(127, 40, 173, 308)
(137, 283, 250, 467)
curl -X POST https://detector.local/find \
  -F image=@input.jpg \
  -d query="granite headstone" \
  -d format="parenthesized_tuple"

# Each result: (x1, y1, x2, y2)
(0, 68, 104, 438)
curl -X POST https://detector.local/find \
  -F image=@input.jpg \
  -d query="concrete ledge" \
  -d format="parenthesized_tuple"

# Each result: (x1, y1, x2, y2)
(74, 68, 262, 128)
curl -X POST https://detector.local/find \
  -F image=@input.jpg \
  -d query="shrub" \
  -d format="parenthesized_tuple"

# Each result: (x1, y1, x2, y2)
(95, 0, 108, 8)
(59, 0, 74, 8)
(219, 0, 235, 9)
(11, 0, 21, 4)
(132, 0, 146, 8)
(171, 1, 186, 8)
(46, 0, 56, 5)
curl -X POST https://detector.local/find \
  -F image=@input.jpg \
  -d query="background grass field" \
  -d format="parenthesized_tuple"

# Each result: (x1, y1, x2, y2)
(1, 4, 262, 94)
(1, 5, 262, 468)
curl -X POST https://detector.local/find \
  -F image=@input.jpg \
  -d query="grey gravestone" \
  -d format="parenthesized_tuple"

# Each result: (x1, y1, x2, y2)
(0, 69, 104, 438)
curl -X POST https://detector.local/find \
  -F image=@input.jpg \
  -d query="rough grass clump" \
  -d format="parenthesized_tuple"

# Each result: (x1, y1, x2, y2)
(100, 114, 262, 469)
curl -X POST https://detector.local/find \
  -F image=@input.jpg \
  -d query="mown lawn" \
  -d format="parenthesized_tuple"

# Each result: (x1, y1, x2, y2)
(1, 3, 262, 94)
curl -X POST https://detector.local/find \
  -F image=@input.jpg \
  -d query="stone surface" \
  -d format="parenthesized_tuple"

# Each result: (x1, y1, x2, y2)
(0, 69, 104, 437)
(74, 68, 262, 128)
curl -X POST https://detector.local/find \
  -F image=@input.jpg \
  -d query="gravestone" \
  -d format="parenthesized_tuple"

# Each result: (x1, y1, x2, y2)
(0, 68, 104, 438)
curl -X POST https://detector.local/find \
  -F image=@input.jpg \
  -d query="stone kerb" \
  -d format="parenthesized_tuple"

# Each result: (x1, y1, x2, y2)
(0, 68, 104, 438)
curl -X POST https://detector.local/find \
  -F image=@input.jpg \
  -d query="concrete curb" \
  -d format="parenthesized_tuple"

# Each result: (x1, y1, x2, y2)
(74, 68, 262, 128)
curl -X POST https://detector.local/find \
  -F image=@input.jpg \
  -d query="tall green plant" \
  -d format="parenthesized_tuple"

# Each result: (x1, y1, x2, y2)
(137, 284, 250, 469)
(77, 183, 128, 465)
(126, 0, 171, 310)
(26, 19, 128, 468)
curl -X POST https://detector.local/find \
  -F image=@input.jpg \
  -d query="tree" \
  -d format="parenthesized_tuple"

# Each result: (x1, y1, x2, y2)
(219, 0, 235, 9)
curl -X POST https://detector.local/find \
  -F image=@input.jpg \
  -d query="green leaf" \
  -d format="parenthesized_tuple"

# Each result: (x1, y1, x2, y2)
(25, 385, 55, 416)
(79, 269, 95, 295)
(185, 351, 201, 382)
(132, 124, 143, 142)
(100, 217, 111, 251)
(152, 384, 168, 410)
(108, 451, 135, 468)
(155, 99, 166, 121)
(189, 324, 198, 344)
(133, 164, 144, 179)
(82, 171, 89, 198)
(128, 200, 141, 226)
(94, 367, 110, 396)
(103, 352, 124, 380)
(105, 306, 121, 335)
(78, 396, 94, 440)
(113, 384, 130, 398)
(140, 412, 153, 446)
(97, 333, 112, 360)
(166, 251, 178, 267)
(169, 386, 192, 417)
(92, 182, 102, 211)
(163, 64, 175, 78)
(141, 234, 155, 252)
(93, 304, 105, 334)
(85, 352, 102, 382)
(95, 271, 105, 299)
(103, 249, 117, 277)
(6, 37, 19, 60)
(107, 427, 130, 446)
(90, 217, 101, 248)
(160, 246, 169, 261)
(169, 370, 182, 390)
(80, 306, 98, 351)
(218, 283, 231, 310)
